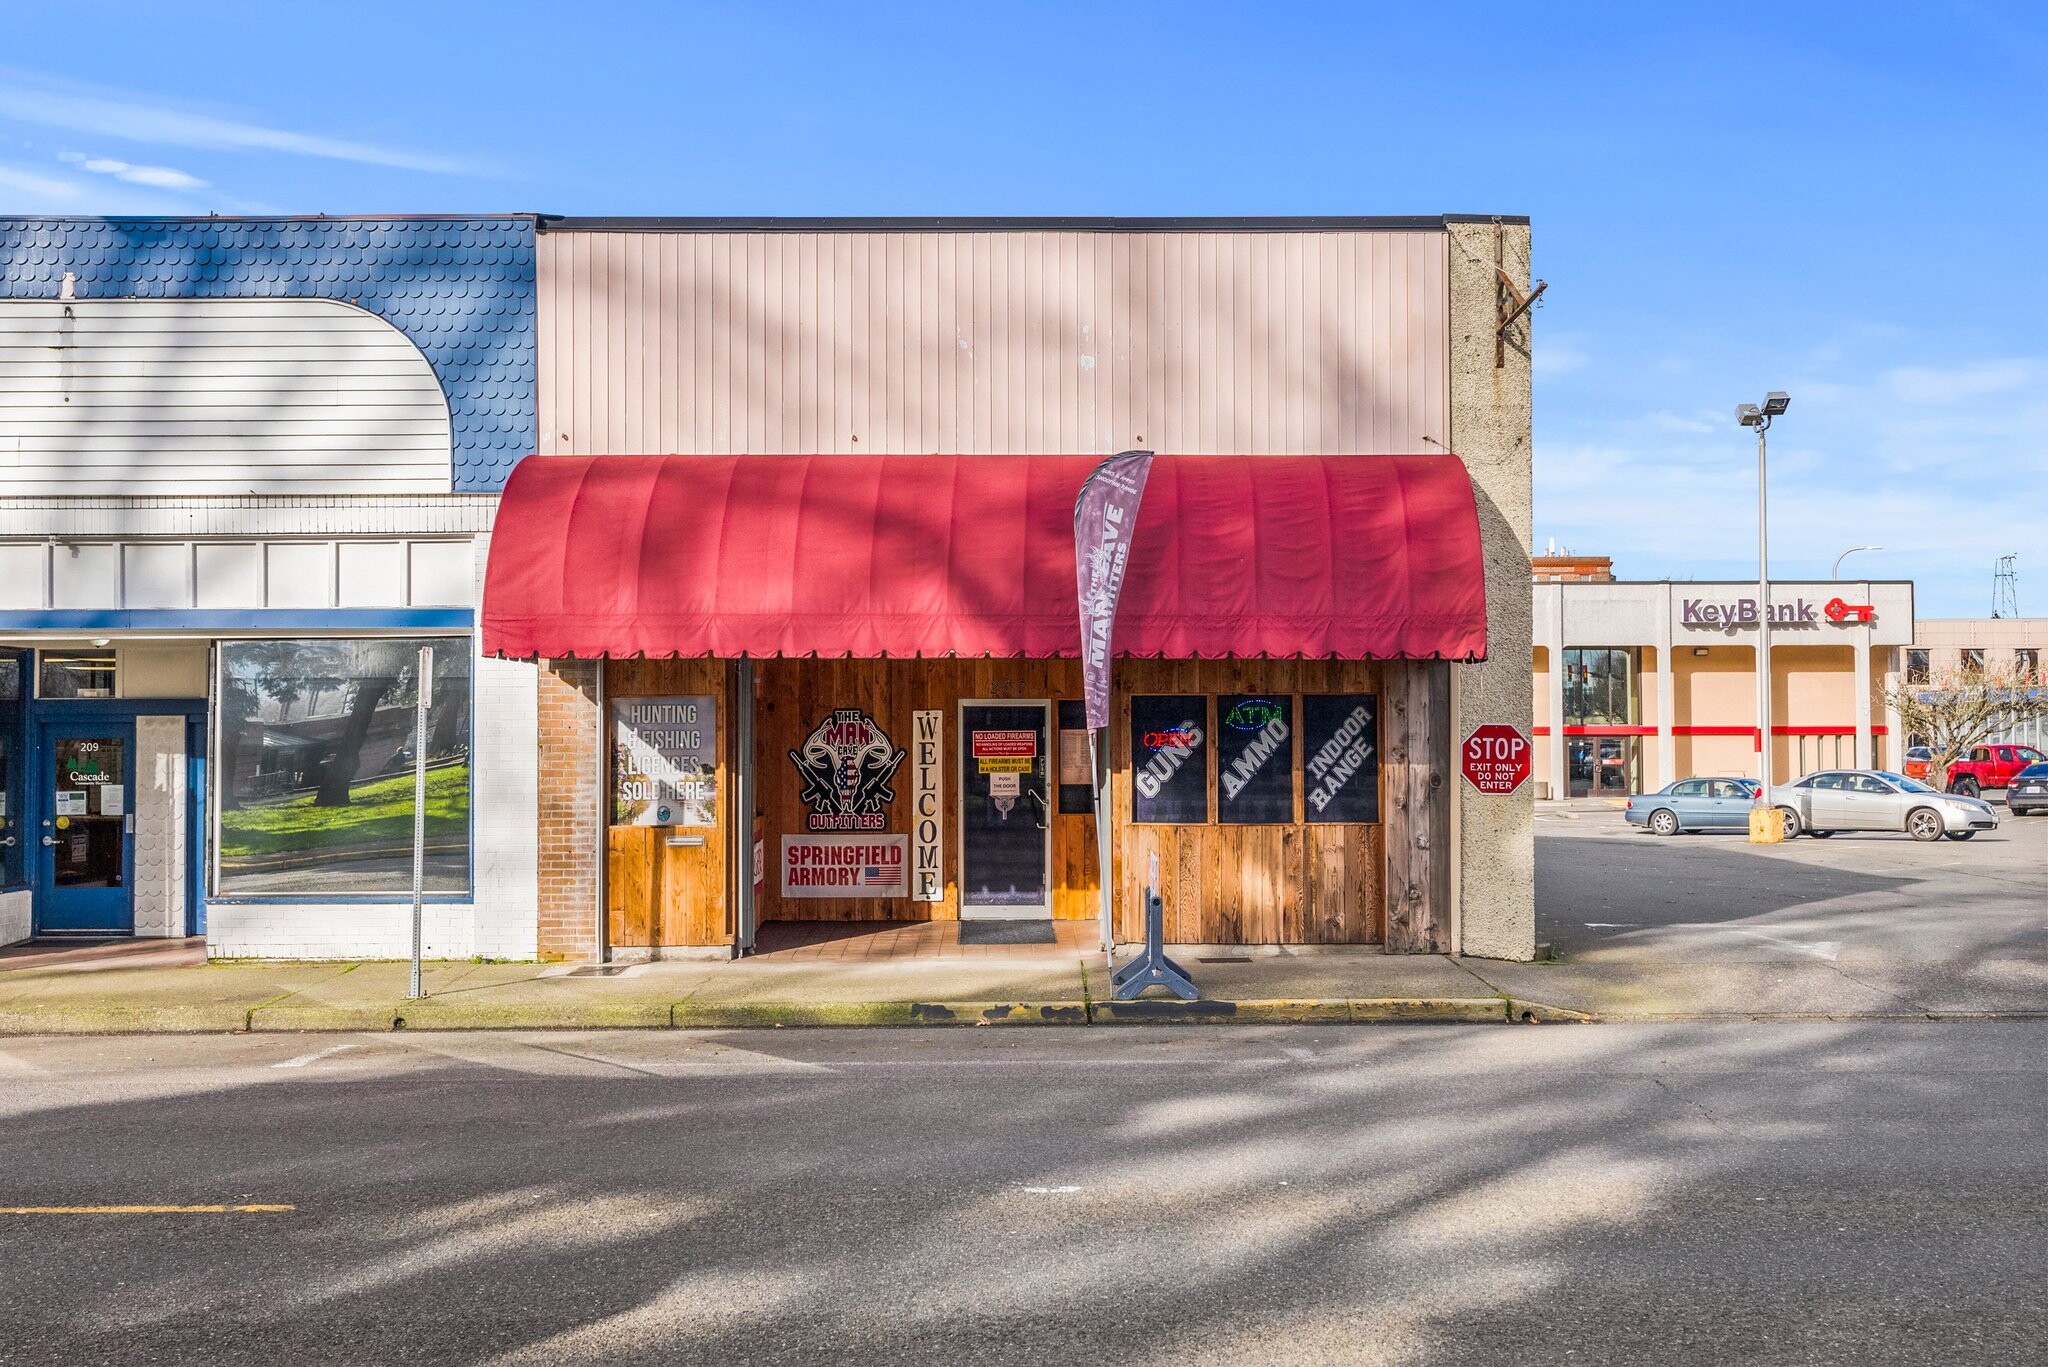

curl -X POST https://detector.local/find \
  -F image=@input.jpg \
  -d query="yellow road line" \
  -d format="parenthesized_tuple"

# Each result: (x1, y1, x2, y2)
(0, 1204, 295, 1214)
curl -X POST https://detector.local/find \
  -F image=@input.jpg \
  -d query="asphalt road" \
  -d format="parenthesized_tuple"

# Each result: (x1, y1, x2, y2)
(1536, 798, 2048, 976)
(3, 1025, 2045, 1366)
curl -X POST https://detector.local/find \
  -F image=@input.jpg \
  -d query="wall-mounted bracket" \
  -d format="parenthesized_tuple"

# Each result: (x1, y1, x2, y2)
(1494, 220, 1547, 368)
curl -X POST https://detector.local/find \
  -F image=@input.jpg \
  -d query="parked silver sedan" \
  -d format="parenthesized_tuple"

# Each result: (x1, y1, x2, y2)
(1768, 769, 1999, 842)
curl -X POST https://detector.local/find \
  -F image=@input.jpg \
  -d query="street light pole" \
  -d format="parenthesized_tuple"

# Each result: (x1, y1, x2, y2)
(1737, 393, 1790, 804)
(1832, 545, 1882, 579)
(1756, 420, 1772, 794)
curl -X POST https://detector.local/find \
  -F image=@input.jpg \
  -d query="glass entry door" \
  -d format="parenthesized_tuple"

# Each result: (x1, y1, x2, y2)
(36, 721, 135, 933)
(1568, 736, 1640, 799)
(957, 701, 1051, 919)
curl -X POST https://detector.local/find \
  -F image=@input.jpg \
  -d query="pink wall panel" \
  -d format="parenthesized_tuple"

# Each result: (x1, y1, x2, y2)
(539, 228, 1451, 458)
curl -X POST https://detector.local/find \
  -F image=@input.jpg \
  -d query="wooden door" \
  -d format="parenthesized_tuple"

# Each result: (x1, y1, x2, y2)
(605, 660, 732, 951)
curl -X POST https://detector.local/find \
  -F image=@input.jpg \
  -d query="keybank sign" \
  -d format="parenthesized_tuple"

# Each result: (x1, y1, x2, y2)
(1682, 597, 1845, 629)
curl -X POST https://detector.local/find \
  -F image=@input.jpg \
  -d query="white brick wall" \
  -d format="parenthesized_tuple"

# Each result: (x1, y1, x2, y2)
(132, 716, 187, 938)
(206, 901, 480, 960)
(0, 889, 28, 946)
(470, 539, 540, 959)
(470, 694, 540, 956)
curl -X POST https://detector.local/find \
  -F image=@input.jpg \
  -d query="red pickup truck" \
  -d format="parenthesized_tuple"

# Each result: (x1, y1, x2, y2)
(1945, 743, 2048, 796)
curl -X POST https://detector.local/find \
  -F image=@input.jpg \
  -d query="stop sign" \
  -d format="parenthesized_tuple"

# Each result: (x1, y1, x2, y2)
(1461, 723, 1532, 795)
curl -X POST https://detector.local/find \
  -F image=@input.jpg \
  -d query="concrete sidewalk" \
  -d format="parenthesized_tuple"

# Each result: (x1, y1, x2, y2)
(4, 931, 2033, 1032)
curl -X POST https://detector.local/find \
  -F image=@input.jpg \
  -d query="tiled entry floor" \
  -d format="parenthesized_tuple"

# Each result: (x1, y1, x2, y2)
(751, 920, 1095, 963)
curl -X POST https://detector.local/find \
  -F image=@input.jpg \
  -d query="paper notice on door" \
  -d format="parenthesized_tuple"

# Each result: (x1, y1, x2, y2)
(1059, 728, 1093, 786)
(99, 787, 124, 816)
(989, 772, 1021, 797)
(55, 791, 87, 816)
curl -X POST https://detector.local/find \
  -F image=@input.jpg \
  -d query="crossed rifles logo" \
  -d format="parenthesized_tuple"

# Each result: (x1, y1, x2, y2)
(789, 708, 906, 824)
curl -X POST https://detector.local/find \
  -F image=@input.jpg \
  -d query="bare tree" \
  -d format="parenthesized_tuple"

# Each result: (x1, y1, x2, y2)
(1884, 661, 2048, 788)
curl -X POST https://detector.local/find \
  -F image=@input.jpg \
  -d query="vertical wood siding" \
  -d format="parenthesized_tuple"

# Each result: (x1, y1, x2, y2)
(539, 230, 1449, 457)
(607, 655, 1428, 948)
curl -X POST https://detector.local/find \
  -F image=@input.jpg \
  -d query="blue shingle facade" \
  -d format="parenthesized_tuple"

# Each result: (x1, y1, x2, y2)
(0, 216, 537, 492)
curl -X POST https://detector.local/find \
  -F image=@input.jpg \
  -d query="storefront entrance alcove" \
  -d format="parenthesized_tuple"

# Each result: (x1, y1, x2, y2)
(0, 644, 209, 943)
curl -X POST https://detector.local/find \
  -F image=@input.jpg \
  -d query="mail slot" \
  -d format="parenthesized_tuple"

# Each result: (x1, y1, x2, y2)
(665, 835, 706, 848)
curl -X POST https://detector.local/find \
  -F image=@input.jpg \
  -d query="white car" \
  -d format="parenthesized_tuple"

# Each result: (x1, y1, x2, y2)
(1768, 769, 1999, 842)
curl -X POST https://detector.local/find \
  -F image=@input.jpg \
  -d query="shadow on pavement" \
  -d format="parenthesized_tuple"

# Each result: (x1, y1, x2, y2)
(0, 1024, 2042, 1365)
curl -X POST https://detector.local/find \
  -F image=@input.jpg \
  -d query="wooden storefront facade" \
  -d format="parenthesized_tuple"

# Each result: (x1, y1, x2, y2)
(569, 654, 1452, 957)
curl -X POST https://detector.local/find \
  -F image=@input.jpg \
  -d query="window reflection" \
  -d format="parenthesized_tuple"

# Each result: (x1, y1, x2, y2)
(1562, 648, 1637, 726)
(216, 638, 470, 896)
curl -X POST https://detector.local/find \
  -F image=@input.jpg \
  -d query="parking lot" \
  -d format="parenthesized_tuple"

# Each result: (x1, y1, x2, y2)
(1532, 797, 2048, 1016)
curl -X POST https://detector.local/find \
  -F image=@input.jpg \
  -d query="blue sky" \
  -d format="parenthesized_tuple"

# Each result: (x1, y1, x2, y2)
(2, 1, 2041, 616)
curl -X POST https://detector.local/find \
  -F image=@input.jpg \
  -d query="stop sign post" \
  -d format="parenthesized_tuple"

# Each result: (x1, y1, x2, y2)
(1461, 724, 1531, 795)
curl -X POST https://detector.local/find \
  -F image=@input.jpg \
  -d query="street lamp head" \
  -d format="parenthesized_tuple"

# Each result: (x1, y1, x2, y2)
(1762, 391, 1790, 416)
(1736, 403, 1763, 427)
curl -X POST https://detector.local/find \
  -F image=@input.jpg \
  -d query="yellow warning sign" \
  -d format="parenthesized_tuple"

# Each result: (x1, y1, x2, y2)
(977, 757, 1032, 774)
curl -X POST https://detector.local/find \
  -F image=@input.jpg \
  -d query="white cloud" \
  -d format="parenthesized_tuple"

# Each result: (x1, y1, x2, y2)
(58, 151, 207, 191)
(0, 69, 482, 176)
(0, 162, 82, 202)
(1884, 359, 2034, 404)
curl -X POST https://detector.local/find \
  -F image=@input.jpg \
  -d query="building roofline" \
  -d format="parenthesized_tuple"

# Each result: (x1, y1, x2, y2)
(0, 214, 541, 225)
(536, 214, 1527, 233)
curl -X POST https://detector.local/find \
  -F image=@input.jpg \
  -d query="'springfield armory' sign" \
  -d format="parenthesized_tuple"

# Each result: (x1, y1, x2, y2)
(1680, 596, 1877, 629)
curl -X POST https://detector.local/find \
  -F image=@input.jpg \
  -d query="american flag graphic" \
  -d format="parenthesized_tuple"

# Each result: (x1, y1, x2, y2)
(860, 865, 893, 887)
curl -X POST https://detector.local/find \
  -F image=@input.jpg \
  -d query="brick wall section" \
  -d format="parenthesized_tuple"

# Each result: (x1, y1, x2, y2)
(537, 658, 602, 959)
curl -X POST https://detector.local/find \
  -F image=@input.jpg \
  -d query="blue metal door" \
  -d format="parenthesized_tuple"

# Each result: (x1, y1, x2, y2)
(35, 720, 136, 933)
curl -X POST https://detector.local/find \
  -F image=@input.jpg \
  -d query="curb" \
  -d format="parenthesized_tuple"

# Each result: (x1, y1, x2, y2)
(1084, 996, 1509, 1025)
(669, 1001, 1091, 1029)
(1506, 999, 1601, 1024)
(249, 1001, 676, 1032)
(0, 996, 1599, 1033)
(0, 1006, 255, 1035)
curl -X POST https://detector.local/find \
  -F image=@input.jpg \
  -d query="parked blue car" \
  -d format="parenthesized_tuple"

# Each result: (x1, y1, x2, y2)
(1625, 777, 1763, 835)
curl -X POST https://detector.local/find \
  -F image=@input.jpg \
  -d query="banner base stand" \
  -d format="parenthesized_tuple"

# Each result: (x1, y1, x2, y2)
(1110, 882, 1198, 1002)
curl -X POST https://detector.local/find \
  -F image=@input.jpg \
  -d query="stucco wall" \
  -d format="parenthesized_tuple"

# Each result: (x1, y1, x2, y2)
(1446, 222, 1535, 961)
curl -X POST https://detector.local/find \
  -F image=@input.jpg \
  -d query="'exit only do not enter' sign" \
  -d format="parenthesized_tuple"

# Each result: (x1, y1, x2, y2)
(1461, 724, 1532, 795)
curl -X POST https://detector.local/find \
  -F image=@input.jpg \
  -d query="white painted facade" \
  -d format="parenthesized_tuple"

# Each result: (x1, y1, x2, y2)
(0, 299, 452, 495)
(0, 297, 541, 959)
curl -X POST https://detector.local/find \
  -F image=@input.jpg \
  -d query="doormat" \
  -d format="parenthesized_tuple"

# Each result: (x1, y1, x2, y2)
(959, 921, 1058, 946)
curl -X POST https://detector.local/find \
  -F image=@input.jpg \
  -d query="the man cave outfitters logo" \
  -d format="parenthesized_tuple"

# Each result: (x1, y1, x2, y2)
(790, 708, 907, 832)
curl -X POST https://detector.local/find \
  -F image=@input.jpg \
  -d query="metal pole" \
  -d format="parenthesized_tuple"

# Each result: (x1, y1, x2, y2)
(1756, 425, 1772, 794)
(408, 644, 431, 1000)
(1089, 728, 1113, 966)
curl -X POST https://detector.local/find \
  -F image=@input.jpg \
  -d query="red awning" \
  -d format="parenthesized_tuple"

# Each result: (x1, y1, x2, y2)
(481, 453, 1488, 662)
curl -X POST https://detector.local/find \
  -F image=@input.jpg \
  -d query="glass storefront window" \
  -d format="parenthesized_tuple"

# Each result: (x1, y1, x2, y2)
(1562, 648, 1638, 725)
(215, 638, 471, 896)
(39, 649, 117, 699)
